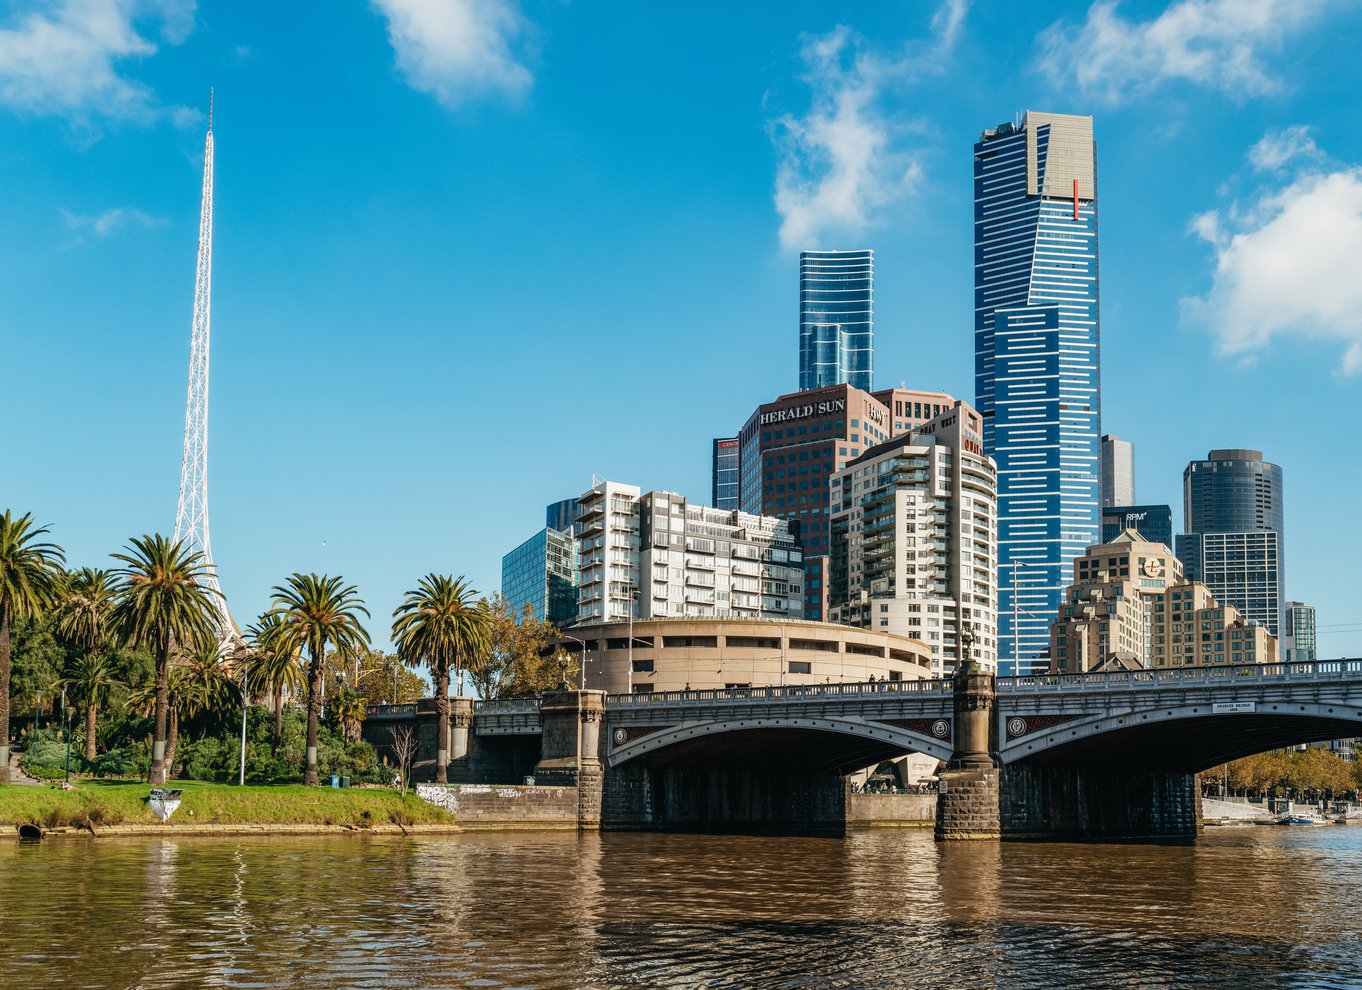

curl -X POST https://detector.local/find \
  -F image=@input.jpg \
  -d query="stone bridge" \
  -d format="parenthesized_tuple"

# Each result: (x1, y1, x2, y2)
(365, 659, 1362, 841)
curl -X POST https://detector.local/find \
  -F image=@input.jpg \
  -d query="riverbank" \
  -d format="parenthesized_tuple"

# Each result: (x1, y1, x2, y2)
(0, 780, 453, 833)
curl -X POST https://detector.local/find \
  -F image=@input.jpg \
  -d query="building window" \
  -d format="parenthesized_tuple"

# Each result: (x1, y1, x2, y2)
(788, 661, 812, 674)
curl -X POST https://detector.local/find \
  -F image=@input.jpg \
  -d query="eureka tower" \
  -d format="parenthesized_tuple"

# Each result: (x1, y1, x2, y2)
(974, 111, 1102, 675)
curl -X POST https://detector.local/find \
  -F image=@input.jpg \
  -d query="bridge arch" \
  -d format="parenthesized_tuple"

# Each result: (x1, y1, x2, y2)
(1001, 701, 1362, 771)
(609, 715, 953, 769)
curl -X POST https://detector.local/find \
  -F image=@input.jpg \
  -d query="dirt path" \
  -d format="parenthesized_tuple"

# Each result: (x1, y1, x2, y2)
(6, 751, 42, 786)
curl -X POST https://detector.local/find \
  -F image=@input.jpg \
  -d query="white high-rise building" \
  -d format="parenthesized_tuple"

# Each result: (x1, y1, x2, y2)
(1101, 434, 1135, 507)
(827, 402, 999, 675)
(574, 480, 803, 626)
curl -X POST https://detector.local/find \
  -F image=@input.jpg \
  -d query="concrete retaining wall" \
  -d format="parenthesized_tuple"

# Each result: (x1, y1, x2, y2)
(845, 792, 936, 828)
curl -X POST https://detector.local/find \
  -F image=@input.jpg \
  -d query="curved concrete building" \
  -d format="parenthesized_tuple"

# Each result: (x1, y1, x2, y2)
(550, 618, 934, 694)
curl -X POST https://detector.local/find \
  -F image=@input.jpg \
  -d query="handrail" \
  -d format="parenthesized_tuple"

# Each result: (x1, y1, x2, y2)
(474, 697, 543, 714)
(605, 678, 951, 707)
(999, 658, 1362, 691)
(365, 703, 417, 717)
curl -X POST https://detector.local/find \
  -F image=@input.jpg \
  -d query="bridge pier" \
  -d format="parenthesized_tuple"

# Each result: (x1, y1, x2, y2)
(936, 661, 1001, 841)
(534, 688, 606, 829)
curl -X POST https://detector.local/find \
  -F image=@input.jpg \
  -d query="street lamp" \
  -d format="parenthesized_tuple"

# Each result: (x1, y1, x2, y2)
(238, 662, 249, 786)
(627, 587, 640, 694)
(561, 633, 590, 690)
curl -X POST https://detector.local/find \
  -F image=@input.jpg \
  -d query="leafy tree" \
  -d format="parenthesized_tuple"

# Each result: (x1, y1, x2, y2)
(349, 648, 426, 706)
(269, 573, 370, 786)
(392, 574, 489, 783)
(9, 617, 66, 725)
(472, 594, 565, 700)
(60, 653, 125, 761)
(0, 510, 66, 783)
(110, 534, 220, 785)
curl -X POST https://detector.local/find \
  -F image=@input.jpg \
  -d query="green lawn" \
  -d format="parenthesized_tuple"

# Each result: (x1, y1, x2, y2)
(0, 780, 451, 828)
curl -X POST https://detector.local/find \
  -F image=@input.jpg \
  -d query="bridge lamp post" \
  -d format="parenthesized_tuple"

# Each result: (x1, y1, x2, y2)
(627, 587, 640, 695)
(562, 634, 590, 690)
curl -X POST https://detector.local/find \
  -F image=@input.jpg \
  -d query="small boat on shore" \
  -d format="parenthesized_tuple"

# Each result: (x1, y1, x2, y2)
(1267, 801, 1330, 826)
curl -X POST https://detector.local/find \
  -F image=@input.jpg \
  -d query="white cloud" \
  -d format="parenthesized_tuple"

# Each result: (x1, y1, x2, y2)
(771, 3, 966, 252)
(0, 0, 194, 125)
(1184, 148, 1362, 376)
(1248, 125, 1322, 173)
(61, 206, 166, 237)
(1037, 0, 1324, 104)
(372, 0, 531, 108)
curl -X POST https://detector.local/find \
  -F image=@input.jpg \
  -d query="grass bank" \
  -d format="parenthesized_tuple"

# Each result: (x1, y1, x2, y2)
(0, 780, 450, 830)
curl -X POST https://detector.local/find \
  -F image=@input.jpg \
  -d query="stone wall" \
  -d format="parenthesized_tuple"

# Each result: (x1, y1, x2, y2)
(935, 768, 1001, 840)
(416, 784, 579, 829)
(845, 791, 936, 828)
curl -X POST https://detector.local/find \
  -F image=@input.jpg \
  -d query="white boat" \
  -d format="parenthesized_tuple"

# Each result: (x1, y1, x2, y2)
(1273, 801, 1329, 826)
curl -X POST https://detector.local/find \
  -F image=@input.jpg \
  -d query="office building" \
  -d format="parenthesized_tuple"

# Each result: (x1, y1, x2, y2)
(501, 526, 578, 627)
(1049, 530, 1277, 672)
(711, 437, 740, 511)
(799, 249, 874, 391)
(545, 497, 579, 536)
(1176, 449, 1285, 635)
(1101, 434, 1135, 507)
(735, 383, 955, 620)
(574, 479, 803, 626)
(1101, 504, 1173, 549)
(975, 111, 1102, 675)
(1283, 601, 1317, 663)
(548, 617, 933, 694)
(827, 401, 998, 675)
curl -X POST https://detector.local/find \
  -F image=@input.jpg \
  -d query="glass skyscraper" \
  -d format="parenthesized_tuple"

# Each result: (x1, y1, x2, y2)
(974, 111, 1101, 675)
(1176, 448, 1285, 636)
(501, 527, 578, 627)
(799, 250, 873, 391)
(711, 437, 739, 510)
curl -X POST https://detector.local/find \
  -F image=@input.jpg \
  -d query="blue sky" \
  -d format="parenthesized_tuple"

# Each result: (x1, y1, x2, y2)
(3, 0, 1360, 655)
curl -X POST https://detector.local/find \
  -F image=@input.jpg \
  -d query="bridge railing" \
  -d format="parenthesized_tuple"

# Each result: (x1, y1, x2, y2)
(474, 697, 542, 714)
(604, 678, 952, 707)
(365, 703, 418, 718)
(1000, 659, 1362, 692)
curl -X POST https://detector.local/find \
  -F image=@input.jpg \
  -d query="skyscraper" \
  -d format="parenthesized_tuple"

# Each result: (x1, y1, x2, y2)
(974, 111, 1102, 675)
(1283, 601, 1316, 663)
(1101, 434, 1135, 507)
(501, 526, 578, 627)
(799, 249, 873, 391)
(1176, 448, 1285, 635)
(711, 437, 739, 510)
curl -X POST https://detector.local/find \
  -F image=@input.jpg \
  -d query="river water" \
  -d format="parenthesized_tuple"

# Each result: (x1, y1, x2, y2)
(2, 827, 1361, 989)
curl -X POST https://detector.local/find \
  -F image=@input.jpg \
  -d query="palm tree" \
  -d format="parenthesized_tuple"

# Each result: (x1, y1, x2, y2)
(392, 574, 489, 784)
(269, 574, 369, 786)
(111, 534, 220, 785)
(60, 653, 125, 761)
(242, 613, 306, 747)
(55, 567, 120, 761)
(329, 687, 367, 744)
(0, 510, 66, 784)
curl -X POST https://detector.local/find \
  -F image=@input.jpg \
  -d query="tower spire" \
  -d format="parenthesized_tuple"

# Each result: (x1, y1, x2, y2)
(174, 94, 237, 644)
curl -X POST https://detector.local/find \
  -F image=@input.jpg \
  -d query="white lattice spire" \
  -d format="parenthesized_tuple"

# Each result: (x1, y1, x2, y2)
(173, 92, 238, 643)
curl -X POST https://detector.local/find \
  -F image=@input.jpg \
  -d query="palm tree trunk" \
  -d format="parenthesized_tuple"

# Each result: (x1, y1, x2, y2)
(85, 702, 98, 762)
(304, 640, 324, 786)
(0, 608, 12, 785)
(274, 691, 284, 750)
(435, 664, 450, 784)
(164, 706, 179, 779)
(150, 643, 170, 786)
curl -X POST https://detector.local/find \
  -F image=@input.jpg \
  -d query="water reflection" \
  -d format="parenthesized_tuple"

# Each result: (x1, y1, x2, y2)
(1, 827, 1361, 989)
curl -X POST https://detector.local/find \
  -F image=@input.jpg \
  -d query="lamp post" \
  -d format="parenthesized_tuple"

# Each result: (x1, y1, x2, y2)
(627, 587, 640, 695)
(562, 633, 590, 690)
(238, 663, 249, 786)
(61, 686, 72, 785)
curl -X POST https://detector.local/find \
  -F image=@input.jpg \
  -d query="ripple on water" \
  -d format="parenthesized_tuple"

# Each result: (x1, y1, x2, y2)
(1, 828, 1361, 989)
